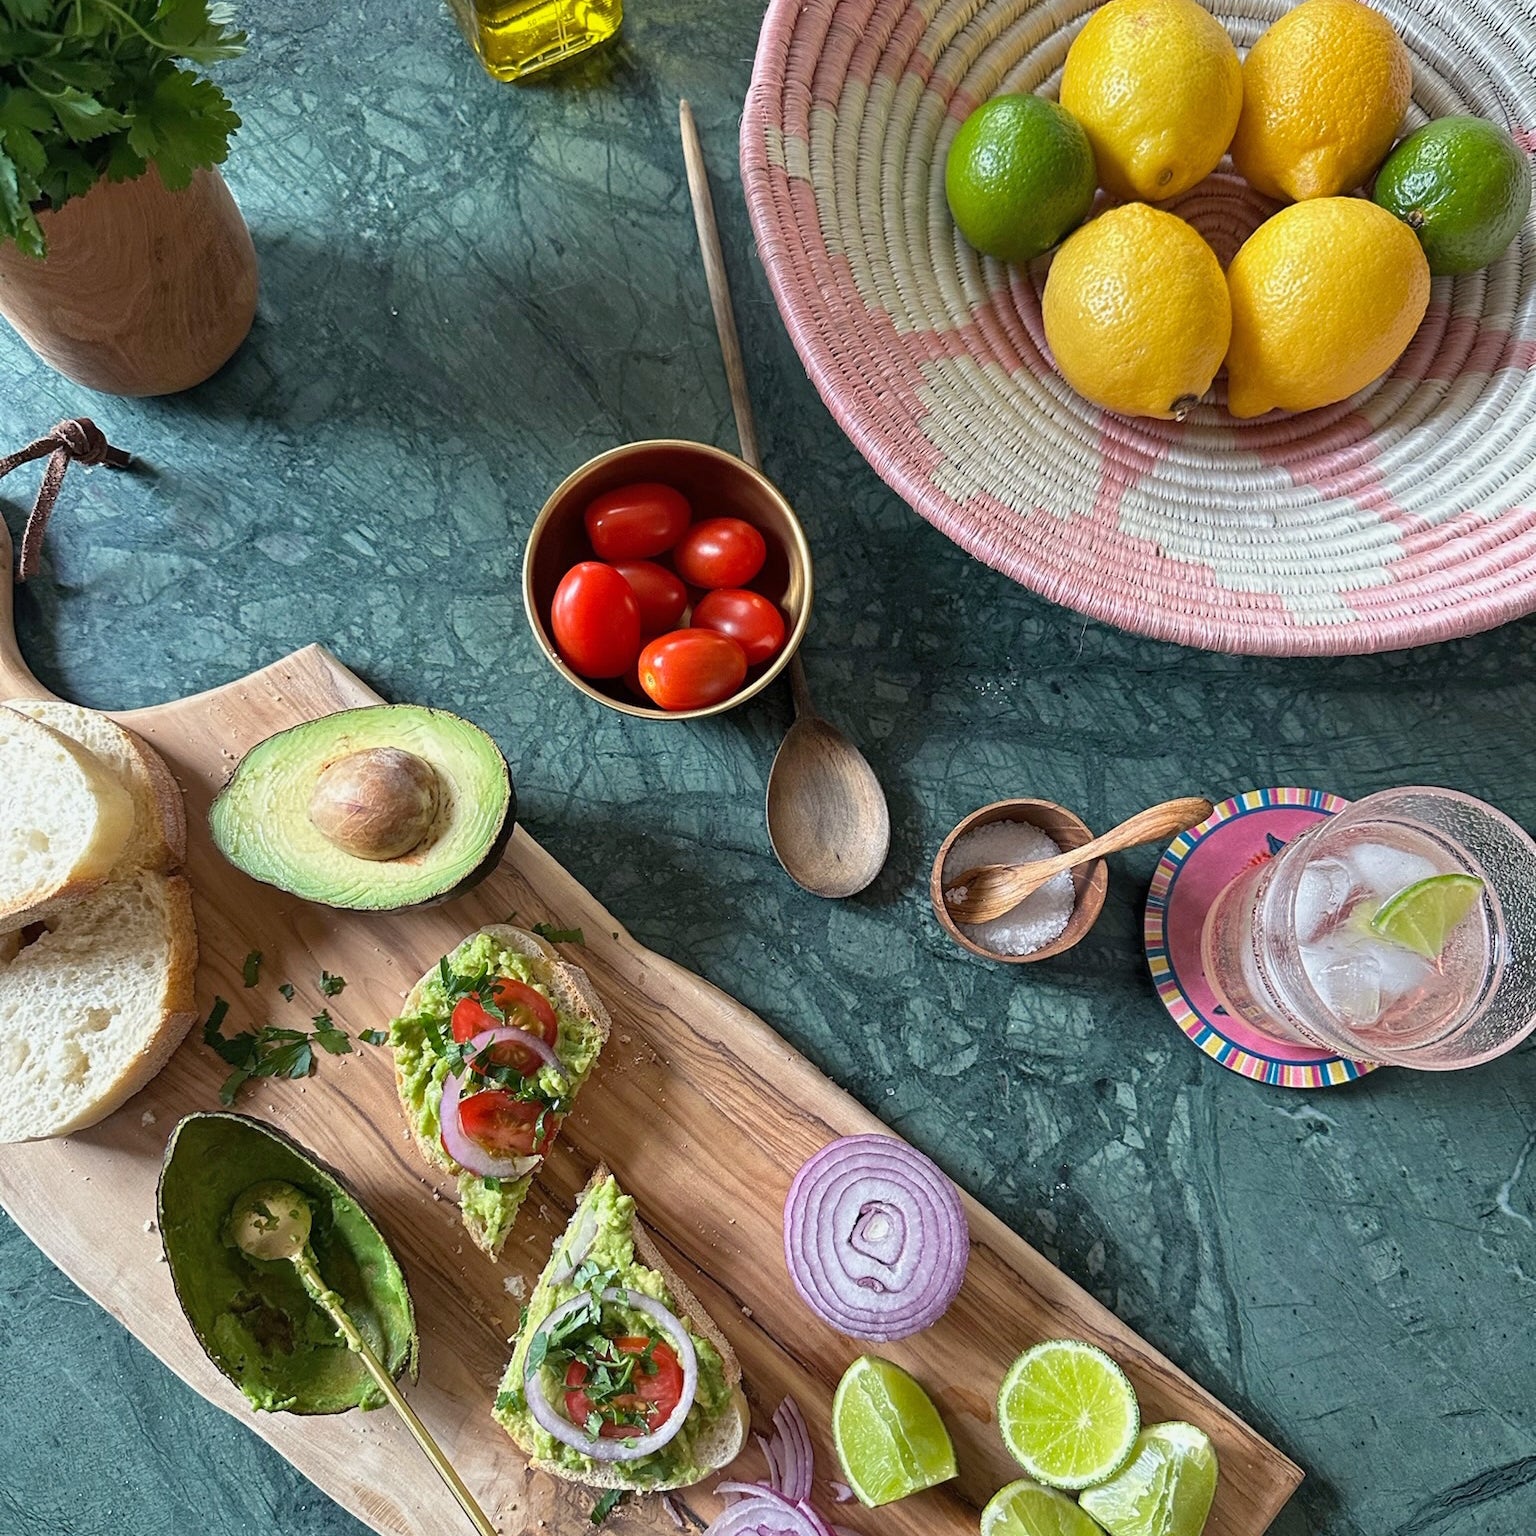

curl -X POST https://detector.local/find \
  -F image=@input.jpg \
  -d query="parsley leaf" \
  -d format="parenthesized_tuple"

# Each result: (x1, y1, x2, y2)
(278, 982, 295, 1002)
(532, 923, 584, 946)
(319, 970, 346, 997)
(241, 950, 261, 987)
(202, 1002, 350, 1102)
(359, 1028, 390, 1047)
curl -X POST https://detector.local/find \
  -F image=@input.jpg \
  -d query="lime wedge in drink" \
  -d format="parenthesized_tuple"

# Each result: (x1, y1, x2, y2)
(982, 1477, 1109, 1536)
(997, 1339, 1140, 1490)
(1369, 873, 1484, 959)
(832, 1355, 957, 1507)
(1078, 1422, 1218, 1536)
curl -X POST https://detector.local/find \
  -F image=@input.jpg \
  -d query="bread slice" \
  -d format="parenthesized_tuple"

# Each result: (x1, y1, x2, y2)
(0, 706, 136, 928)
(392, 925, 612, 1257)
(497, 1165, 750, 1491)
(0, 869, 198, 1142)
(5, 700, 186, 878)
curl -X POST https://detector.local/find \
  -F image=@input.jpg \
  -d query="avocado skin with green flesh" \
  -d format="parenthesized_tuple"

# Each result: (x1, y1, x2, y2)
(209, 705, 514, 911)
(159, 1113, 418, 1414)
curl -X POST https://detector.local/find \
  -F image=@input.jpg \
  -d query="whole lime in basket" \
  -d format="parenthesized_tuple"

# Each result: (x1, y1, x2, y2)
(1373, 116, 1532, 275)
(945, 94, 1098, 266)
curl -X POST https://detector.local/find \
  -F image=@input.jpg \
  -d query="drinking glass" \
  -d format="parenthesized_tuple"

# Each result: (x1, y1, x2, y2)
(1200, 787, 1536, 1069)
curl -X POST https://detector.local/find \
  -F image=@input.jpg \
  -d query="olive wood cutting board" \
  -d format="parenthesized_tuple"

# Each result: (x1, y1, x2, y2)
(0, 524, 1301, 1536)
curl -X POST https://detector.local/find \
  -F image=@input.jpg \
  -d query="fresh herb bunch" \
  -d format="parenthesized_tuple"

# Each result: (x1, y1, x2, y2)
(0, 0, 246, 257)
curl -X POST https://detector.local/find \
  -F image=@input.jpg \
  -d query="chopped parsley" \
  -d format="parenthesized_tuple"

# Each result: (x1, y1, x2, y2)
(320, 970, 346, 997)
(242, 951, 262, 987)
(359, 1028, 390, 1047)
(278, 982, 296, 1002)
(202, 1000, 352, 1104)
(532, 922, 584, 946)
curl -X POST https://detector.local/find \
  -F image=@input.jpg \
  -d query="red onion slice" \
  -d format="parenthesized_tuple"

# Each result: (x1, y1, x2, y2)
(769, 1397, 813, 1503)
(438, 1027, 566, 1180)
(782, 1134, 969, 1341)
(712, 1484, 835, 1536)
(523, 1287, 698, 1462)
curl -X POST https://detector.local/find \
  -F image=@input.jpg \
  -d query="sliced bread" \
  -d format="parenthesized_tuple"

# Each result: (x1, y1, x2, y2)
(0, 869, 198, 1142)
(5, 700, 186, 877)
(0, 705, 136, 929)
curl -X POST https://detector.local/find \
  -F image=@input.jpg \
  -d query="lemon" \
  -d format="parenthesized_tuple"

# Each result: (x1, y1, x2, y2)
(1224, 197, 1430, 418)
(1369, 873, 1484, 959)
(832, 1355, 958, 1507)
(1374, 116, 1534, 275)
(1042, 204, 1230, 419)
(982, 1478, 1109, 1536)
(946, 94, 1099, 265)
(997, 1339, 1141, 1490)
(1231, 0, 1412, 202)
(1078, 1423, 1218, 1536)
(1060, 0, 1241, 202)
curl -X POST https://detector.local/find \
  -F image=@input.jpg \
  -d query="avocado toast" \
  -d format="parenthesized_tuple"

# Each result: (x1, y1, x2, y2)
(496, 1167, 749, 1491)
(388, 925, 610, 1257)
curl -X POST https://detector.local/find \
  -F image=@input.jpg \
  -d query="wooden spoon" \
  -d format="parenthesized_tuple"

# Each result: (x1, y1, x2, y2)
(679, 99, 891, 898)
(228, 1181, 499, 1536)
(944, 796, 1214, 925)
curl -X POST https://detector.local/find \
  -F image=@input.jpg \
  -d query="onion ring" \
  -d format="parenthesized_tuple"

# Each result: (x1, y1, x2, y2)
(523, 1288, 698, 1462)
(782, 1134, 969, 1341)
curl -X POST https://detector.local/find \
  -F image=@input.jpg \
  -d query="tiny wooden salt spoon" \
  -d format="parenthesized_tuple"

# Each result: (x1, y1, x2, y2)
(944, 796, 1214, 925)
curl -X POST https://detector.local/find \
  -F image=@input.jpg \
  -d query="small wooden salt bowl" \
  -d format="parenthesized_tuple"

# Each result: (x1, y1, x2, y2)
(930, 798, 1110, 964)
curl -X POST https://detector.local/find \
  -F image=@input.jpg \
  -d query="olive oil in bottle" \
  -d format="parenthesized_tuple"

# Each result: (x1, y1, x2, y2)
(449, 0, 622, 81)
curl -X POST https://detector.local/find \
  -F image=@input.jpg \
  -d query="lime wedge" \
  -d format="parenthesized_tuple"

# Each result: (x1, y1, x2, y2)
(1079, 1422, 1218, 1536)
(1369, 873, 1484, 959)
(982, 1477, 1108, 1536)
(831, 1355, 957, 1507)
(997, 1339, 1140, 1490)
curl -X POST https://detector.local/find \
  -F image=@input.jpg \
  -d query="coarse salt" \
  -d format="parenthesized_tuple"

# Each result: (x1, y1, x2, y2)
(943, 819, 1075, 957)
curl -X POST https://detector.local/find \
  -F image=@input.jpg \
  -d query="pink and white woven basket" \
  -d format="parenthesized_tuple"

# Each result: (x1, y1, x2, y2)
(740, 0, 1536, 655)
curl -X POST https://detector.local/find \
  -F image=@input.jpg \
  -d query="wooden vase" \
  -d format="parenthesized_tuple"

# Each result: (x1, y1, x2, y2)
(0, 166, 258, 397)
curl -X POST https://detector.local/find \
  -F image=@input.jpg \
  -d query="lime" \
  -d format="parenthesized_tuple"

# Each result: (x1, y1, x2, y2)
(1374, 116, 1532, 275)
(982, 1477, 1109, 1536)
(1368, 872, 1484, 959)
(945, 94, 1098, 265)
(831, 1355, 958, 1507)
(997, 1339, 1140, 1490)
(1078, 1422, 1218, 1536)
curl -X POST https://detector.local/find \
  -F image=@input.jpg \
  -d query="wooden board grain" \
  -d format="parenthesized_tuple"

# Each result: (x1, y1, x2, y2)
(0, 530, 1302, 1536)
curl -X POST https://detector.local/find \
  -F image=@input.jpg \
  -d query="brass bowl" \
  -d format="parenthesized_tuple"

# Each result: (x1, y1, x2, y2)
(523, 440, 813, 720)
(930, 798, 1109, 964)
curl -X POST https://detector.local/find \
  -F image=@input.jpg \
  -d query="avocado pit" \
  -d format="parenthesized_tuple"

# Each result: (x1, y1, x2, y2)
(308, 747, 440, 861)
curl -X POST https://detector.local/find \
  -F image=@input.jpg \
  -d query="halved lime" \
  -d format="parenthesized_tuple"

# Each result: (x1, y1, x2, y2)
(997, 1339, 1140, 1490)
(982, 1477, 1109, 1536)
(1368, 872, 1484, 959)
(832, 1355, 958, 1507)
(1078, 1422, 1218, 1536)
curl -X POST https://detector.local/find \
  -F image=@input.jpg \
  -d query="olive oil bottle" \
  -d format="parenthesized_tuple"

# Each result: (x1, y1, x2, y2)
(449, 0, 622, 81)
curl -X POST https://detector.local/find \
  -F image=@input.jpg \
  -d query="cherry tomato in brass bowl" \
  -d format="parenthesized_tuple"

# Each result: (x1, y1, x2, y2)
(585, 482, 691, 561)
(673, 517, 768, 589)
(524, 440, 812, 720)
(550, 562, 642, 679)
(638, 629, 749, 712)
(692, 588, 787, 666)
(612, 559, 689, 637)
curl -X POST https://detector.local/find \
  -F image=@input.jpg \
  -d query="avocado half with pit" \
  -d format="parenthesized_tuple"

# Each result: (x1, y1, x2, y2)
(158, 1112, 418, 1414)
(209, 704, 514, 910)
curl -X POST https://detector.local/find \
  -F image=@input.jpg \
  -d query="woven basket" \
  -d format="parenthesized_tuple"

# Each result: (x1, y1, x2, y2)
(741, 0, 1536, 655)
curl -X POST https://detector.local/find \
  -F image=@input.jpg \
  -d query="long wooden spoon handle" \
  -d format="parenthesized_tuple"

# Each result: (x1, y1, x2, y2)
(1055, 795, 1215, 868)
(294, 1253, 499, 1536)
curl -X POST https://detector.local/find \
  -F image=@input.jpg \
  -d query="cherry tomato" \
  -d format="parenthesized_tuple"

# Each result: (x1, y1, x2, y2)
(584, 483, 692, 561)
(638, 629, 748, 712)
(551, 562, 641, 679)
(692, 588, 786, 666)
(451, 981, 560, 1074)
(456, 1090, 559, 1157)
(611, 559, 688, 636)
(671, 518, 767, 589)
(564, 1338, 684, 1437)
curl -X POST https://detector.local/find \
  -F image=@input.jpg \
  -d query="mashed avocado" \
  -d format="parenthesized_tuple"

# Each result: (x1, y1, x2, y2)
(495, 1178, 734, 1485)
(390, 933, 605, 1252)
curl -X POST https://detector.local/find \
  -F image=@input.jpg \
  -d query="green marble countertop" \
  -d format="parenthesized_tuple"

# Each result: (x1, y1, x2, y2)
(2, 4, 1534, 1534)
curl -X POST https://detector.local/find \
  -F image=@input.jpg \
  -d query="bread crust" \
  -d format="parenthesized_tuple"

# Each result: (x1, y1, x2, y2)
(512, 1165, 750, 1491)
(393, 927, 613, 1257)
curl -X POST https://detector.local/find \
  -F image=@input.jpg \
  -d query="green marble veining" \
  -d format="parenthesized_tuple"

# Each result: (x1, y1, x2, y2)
(2, 2, 1534, 1533)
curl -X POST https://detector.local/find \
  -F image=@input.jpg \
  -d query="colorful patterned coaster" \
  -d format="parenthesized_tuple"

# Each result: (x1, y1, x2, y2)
(1144, 788, 1378, 1088)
